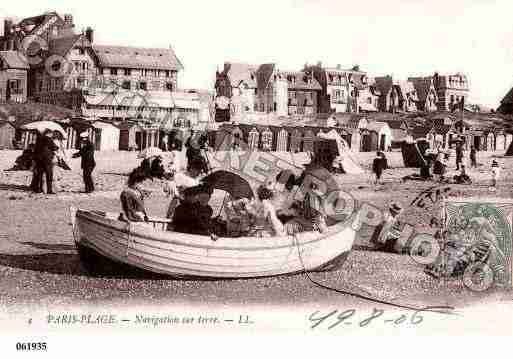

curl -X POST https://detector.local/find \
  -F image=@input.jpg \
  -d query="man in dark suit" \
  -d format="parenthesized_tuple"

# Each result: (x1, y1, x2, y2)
(33, 130, 59, 194)
(73, 133, 96, 193)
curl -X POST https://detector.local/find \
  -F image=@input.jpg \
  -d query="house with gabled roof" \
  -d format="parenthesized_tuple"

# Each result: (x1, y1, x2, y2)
(215, 62, 258, 117)
(396, 80, 418, 112)
(0, 50, 29, 103)
(374, 76, 401, 113)
(408, 76, 438, 112)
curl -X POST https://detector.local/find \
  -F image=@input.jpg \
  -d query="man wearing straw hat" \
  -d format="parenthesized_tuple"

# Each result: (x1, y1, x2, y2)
(72, 132, 96, 193)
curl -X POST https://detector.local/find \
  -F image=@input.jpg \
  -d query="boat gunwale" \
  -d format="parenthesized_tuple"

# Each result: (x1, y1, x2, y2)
(76, 209, 356, 251)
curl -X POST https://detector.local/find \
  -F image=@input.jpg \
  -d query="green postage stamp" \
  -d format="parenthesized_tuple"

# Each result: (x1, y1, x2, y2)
(443, 197, 513, 290)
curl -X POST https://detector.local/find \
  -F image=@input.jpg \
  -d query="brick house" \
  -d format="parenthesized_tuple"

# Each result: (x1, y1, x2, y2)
(432, 72, 469, 111)
(282, 70, 321, 116)
(0, 51, 29, 103)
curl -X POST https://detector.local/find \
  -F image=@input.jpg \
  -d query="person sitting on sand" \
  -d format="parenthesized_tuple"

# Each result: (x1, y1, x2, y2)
(453, 164, 471, 184)
(372, 202, 405, 253)
(120, 168, 149, 222)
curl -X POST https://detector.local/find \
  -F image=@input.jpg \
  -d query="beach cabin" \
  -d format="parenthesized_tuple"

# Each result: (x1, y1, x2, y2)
(260, 127, 273, 151)
(0, 119, 15, 149)
(57, 117, 93, 150)
(290, 128, 303, 153)
(276, 128, 289, 152)
(119, 122, 144, 151)
(366, 121, 391, 152)
(303, 129, 315, 153)
(91, 121, 120, 151)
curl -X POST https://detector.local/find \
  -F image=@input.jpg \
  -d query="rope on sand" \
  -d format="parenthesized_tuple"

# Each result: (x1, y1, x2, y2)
(291, 233, 457, 315)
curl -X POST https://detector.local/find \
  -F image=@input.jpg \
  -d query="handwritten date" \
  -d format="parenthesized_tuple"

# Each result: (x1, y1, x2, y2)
(308, 307, 446, 329)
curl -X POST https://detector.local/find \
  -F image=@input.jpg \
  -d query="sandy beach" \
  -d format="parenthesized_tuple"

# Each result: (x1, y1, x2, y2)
(1, 149, 512, 312)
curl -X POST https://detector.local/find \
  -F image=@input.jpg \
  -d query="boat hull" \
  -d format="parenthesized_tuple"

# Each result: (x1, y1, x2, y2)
(72, 209, 356, 279)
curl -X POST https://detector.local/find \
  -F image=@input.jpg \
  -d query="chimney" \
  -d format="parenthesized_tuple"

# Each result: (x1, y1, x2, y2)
(85, 26, 94, 43)
(64, 14, 74, 28)
(336, 64, 341, 70)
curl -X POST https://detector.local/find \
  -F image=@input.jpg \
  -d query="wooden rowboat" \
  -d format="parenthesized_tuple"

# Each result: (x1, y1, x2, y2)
(70, 208, 357, 279)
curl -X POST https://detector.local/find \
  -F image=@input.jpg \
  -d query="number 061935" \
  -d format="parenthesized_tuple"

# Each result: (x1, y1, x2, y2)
(16, 342, 47, 351)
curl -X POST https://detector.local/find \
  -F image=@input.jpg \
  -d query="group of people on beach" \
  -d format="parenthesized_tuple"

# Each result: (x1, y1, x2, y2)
(119, 150, 332, 240)
(401, 139, 502, 187)
(23, 130, 96, 194)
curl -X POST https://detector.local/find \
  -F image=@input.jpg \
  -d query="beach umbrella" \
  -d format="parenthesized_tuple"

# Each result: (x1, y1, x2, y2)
(22, 120, 67, 139)
(138, 146, 162, 159)
(201, 170, 254, 199)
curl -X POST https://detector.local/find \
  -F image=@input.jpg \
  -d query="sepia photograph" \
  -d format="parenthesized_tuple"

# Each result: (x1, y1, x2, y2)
(1, 0, 513, 356)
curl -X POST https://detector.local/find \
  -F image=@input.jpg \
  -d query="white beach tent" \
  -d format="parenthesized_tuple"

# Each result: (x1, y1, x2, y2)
(91, 121, 120, 151)
(317, 129, 364, 174)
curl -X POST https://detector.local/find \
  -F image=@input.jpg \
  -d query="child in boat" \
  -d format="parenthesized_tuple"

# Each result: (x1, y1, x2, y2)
(164, 158, 203, 221)
(247, 185, 286, 237)
(120, 168, 149, 222)
(225, 197, 253, 237)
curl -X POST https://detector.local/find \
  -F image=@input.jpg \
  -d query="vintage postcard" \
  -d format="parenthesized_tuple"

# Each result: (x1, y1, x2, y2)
(1, 0, 513, 356)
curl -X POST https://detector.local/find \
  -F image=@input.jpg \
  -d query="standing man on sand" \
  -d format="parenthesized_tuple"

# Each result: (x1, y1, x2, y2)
(33, 129, 59, 194)
(73, 132, 96, 193)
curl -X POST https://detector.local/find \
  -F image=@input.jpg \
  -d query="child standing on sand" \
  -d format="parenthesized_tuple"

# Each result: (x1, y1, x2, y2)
(491, 160, 501, 189)
(470, 146, 477, 168)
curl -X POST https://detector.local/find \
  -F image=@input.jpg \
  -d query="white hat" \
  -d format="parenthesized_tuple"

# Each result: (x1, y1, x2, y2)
(79, 132, 89, 139)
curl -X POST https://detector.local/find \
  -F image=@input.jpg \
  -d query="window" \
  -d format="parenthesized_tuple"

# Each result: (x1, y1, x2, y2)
(139, 81, 147, 90)
(254, 88, 258, 95)
(273, 102, 277, 111)
(111, 68, 118, 75)
(124, 69, 131, 76)
(166, 82, 174, 91)
(122, 81, 131, 90)
(78, 48, 85, 55)
(165, 70, 170, 77)
(98, 68, 104, 75)
(450, 94, 454, 104)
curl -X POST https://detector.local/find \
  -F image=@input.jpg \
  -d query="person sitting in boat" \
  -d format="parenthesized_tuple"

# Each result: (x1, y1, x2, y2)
(172, 184, 217, 239)
(164, 158, 203, 221)
(225, 197, 253, 237)
(120, 168, 149, 222)
(272, 170, 303, 223)
(246, 185, 286, 238)
(301, 182, 328, 233)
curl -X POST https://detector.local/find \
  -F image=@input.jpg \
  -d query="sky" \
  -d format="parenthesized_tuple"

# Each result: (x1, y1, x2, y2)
(1, 0, 512, 108)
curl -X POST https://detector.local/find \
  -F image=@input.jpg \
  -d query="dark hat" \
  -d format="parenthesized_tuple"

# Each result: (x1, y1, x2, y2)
(389, 202, 403, 215)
